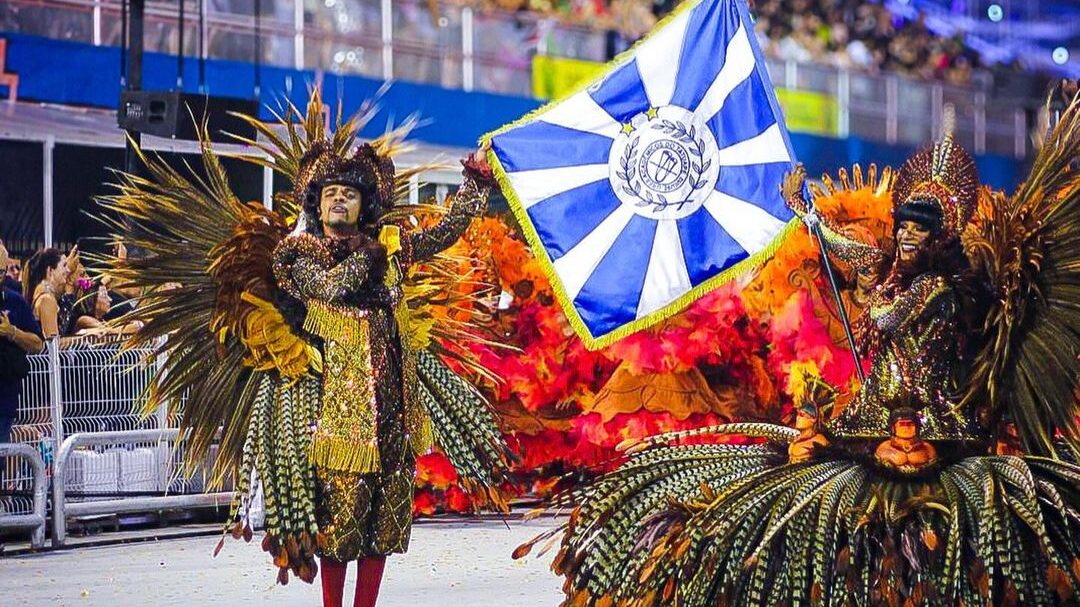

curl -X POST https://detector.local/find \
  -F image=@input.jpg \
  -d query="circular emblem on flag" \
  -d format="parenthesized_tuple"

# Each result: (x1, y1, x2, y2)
(610, 105, 720, 221)
(638, 140, 690, 193)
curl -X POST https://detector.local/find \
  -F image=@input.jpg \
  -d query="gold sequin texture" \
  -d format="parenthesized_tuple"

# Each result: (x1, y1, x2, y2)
(785, 158, 979, 441)
(831, 272, 971, 440)
(314, 308, 417, 560)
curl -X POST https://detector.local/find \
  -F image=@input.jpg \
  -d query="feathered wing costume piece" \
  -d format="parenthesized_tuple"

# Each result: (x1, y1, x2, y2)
(961, 99, 1080, 460)
(526, 103, 1080, 606)
(96, 91, 512, 582)
(94, 127, 291, 486)
(541, 431, 1080, 607)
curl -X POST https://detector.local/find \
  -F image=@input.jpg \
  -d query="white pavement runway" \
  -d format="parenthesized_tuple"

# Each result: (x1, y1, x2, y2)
(0, 519, 566, 607)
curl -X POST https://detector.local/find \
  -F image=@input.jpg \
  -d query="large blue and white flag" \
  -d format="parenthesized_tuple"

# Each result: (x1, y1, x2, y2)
(485, 0, 797, 349)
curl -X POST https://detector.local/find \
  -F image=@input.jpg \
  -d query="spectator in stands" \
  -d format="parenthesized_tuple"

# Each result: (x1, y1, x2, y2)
(101, 242, 140, 321)
(96, 242, 145, 335)
(24, 247, 70, 341)
(57, 253, 113, 336)
(3, 253, 19, 295)
(0, 239, 43, 444)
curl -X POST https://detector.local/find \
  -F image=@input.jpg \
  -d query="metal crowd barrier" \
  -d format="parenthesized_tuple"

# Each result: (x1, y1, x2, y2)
(51, 429, 231, 546)
(1, 336, 228, 548)
(0, 443, 47, 549)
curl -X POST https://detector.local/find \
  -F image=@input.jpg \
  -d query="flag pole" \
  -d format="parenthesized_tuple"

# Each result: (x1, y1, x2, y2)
(805, 210, 866, 384)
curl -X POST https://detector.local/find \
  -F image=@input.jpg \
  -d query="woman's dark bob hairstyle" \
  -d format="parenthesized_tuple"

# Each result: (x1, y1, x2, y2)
(893, 198, 944, 234)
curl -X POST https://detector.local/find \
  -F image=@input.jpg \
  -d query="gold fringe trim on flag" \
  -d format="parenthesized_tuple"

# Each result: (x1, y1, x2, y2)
(309, 434, 381, 474)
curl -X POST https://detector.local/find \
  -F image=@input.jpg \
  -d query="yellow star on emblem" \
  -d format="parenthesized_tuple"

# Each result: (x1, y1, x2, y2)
(621, 122, 636, 135)
(646, 107, 659, 120)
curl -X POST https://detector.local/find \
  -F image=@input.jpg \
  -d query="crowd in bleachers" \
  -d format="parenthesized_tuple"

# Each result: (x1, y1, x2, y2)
(449, 0, 985, 84)
(753, 0, 980, 85)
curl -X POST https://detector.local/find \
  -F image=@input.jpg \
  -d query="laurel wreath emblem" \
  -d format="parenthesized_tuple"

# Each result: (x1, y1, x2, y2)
(615, 120, 711, 213)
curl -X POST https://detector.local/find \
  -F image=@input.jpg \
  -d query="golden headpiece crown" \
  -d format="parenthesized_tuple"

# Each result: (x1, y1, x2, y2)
(892, 105, 979, 240)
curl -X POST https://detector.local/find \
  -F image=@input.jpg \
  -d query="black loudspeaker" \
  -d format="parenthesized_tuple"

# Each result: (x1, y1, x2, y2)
(118, 91, 259, 143)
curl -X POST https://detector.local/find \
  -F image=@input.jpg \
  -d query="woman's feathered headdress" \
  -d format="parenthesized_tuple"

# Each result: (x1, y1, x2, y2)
(892, 106, 979, 240)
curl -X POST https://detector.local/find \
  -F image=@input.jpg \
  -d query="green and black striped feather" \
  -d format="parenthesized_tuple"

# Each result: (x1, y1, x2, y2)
(528, 430, 1080, 607)
(416, 350, 515, 510)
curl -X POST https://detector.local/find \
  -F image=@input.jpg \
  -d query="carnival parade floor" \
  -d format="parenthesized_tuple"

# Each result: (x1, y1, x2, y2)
(0, 518, 565, 606)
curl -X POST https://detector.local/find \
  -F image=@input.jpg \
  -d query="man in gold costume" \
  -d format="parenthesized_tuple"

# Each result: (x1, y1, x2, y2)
(99, 93, 511, 607)
(271, 143, 494, 606)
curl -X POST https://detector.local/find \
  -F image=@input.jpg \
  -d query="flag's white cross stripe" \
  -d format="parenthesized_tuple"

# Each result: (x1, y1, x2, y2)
(704, 190, 787, 252)
(712, 124, 791, 166)
(635, 9, 693, 108)
(554, 205, 637, 301)
(636, 219, 694, 318)
(508, 164, 609, 210)
(539, 91, 623, 140)
(693, 24, 756, 124)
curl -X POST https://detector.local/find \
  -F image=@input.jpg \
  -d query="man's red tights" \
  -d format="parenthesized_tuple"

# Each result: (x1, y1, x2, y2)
(319, 556, 386, 607)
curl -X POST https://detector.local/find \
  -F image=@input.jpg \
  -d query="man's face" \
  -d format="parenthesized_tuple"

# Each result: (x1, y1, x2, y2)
(320, 184, 363, 233)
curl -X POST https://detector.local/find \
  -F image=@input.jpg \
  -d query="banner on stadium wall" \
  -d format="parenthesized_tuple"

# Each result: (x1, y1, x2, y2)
(774, 88, 838, 136)
(531, 55, 607, 100)
(533, 57, 839, 136)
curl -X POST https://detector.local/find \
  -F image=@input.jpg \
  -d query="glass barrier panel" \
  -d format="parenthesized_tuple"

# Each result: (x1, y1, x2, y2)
(897, 117, 933, 146)
(543, 22, 606, 62)
(1, 2, 95, 43)
(394, 44, 463, 88)
(304, 0, 383, 74)
(849, 110, 889, 142)
(306, 0, 383, 43)
(393, 0, 462, 49)
(473, 55, 532, 96)
(849, 73, 887, 104)
(305, 36, 383, 77)
(794, 62, 837, 95)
